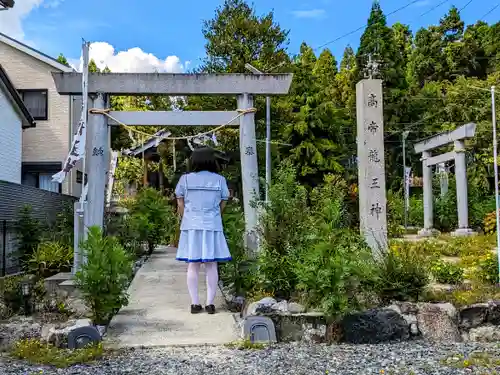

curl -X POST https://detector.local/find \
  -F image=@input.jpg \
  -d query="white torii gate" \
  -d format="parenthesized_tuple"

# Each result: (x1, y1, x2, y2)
(51, 71, 293, 269)
(414, 122, 476, 237)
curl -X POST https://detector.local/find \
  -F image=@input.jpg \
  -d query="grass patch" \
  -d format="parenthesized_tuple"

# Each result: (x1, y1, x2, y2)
(423, 284, 500, 307)
(225, 339, 267, 350)
(441, 350, 500, 372)
(11, 339, 104, 368)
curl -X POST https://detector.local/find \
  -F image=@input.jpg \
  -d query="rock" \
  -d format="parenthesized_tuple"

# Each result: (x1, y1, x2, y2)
(302, 324, 326, 343)
(459, 303, 489, 329)
(42, 318, 92, 348)
(341, 308, 410, 344)
(398, 302, 418, 315)
(66, 297, 91, 318)
(468, 325, 500, 342)
(244, 297, 277, 317)
(271, 301, 288, 313)
(487, 300, 500, 325)
(385, 304, 402, 315)
(288, 302, 306, 314)
(0, 319, 42, 350)
(410, 322, 419, 336)
(402, 313, 417, 327)
(416, 303, 461, 342)
(228, 296, 245, 313)
(0, 300, 10, 320)
(434, 303, 457, 320)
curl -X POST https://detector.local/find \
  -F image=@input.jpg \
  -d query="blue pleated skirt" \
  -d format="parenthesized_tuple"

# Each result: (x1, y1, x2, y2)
(176, 229, 232, 263)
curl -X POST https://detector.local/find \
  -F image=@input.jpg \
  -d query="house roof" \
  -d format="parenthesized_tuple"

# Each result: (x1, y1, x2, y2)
(0, 64, 36, 128)
(0, 32, 73, 72)
(123, 131, 230, 162)
(0, 0, 14, 9)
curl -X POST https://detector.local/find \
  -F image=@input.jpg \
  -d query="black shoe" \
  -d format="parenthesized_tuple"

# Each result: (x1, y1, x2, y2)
(191, 304, 203, 314)
(205, 304, 216, 314)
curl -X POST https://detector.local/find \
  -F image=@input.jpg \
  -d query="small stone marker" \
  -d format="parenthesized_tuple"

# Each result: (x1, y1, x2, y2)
(243, 316, 277, 343)
(67, 326, 102, 349)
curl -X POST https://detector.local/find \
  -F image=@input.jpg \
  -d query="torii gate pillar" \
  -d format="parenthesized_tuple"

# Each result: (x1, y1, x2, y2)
(237, 93, 260, 253)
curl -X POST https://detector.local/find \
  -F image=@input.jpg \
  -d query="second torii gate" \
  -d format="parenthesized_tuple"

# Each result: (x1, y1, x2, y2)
(414, 122, 476, 237)
(51, 72, 293, 261)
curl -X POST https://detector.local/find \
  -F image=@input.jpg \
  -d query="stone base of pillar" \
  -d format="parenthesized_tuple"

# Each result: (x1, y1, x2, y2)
(451, 228, 477, 237)
(417, 228, 440, 238)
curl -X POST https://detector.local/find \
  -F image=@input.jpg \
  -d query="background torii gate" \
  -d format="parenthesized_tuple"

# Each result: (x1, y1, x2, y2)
(51, 72, 292, 258)
(414, 122, 476, 237)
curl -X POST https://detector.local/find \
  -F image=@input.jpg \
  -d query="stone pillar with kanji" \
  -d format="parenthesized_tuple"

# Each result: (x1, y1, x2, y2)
(356, 79, 388, 257)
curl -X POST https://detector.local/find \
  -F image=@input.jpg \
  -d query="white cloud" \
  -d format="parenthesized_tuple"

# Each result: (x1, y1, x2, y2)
(69, 42, 189, 73)
(291, 9, 326, 19)
(0, 0, 44, 42)
(43, 0, 64, 8)
(1, 1, 187, 75)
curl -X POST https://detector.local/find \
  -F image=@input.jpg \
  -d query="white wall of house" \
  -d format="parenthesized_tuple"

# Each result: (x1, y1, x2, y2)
(0, 41, 74, 195)
(0, 88, 22, 184)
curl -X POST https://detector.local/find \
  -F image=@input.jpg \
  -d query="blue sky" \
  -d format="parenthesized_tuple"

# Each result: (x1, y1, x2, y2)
(9, 0, 500, 71)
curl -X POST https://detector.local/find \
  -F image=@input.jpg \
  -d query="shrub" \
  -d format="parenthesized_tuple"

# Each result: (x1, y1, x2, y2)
(386, 190, 424, 229)
(430, 259, 464, 285)
(126, 187, 177, 254)
(107, 214, 143, 259)
(477, 252, 499, 285)
(13, 205, 42, 268)
(376, 242, 430, 303)
(47, 202, 74, 248)
(11, 339, 103, 368)
(27, 241, 73, 278)
(255, 162, 312, 299)
(74, 226, 133, 324)
(294, 229, 379, 320)
(484, 210, 498, 235)
(0, 274, 24, 316)
(435, 193, 459, 233)
(219, 203, 255, 297)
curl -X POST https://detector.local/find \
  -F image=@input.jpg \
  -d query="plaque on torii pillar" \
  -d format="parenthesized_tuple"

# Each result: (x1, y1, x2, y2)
(413, 122, 477, 237)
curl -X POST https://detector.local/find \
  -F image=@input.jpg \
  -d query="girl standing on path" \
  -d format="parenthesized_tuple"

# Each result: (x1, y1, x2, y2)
(175, 147, 232, 315)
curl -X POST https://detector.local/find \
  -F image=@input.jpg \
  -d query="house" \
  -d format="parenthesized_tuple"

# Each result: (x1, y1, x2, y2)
(0, 32, 86, 197)
(0, 64, 35, 184)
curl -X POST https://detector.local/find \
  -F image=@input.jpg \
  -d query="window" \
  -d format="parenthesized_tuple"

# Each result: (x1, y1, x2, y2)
(21, 162, 62, 193)
(76, 171, 87, 184)
(18, 89, 48, 120)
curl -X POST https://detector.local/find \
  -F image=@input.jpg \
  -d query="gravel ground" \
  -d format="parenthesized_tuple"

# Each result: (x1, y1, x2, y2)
(1, 341, 500, 375)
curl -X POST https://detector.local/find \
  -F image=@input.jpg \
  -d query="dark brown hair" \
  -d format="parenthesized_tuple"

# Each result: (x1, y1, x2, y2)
(189, 147, 220, 173)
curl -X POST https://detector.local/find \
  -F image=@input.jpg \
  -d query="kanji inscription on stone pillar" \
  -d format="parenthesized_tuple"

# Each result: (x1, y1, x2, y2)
(356, 79, 388, 256)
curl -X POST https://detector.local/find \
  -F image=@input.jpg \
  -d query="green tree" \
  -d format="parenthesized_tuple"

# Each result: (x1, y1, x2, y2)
(201, 0, 290, 73)
(335, 46, 357, 118)
(283, 43, 351, 184)
(356, 1, 405, 90)
(56, 53, 69, 66)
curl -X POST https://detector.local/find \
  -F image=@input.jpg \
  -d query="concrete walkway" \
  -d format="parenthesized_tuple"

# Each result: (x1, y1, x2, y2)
(105, 246, 239, 348)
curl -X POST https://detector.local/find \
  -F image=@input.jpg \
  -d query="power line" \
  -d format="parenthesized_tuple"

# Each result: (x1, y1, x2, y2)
(458, 0, 474, 12)
(315, 0, 424, 51)
(418, 0, 450, 18)
(268, 0, 427, 72)
(480, 3, 500, 20)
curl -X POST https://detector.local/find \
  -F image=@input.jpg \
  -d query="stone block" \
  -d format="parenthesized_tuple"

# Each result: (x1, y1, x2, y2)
(341, 308, 409, 344)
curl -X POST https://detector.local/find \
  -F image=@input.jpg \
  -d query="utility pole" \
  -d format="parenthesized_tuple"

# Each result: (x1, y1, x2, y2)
(491, 86, 500, 284)
(245, 63, 271, 202)
(402, 130, 410, 231)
